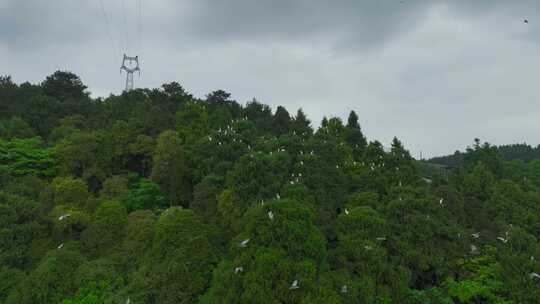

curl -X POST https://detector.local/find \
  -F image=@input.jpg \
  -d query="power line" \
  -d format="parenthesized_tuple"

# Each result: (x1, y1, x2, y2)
(137, 0, 142, 54)
(98, 0, 121, 59)
(121, 0, 130, 53)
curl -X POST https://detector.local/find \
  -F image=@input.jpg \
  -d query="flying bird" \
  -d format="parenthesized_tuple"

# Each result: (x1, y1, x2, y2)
(497, 237, 508, 243)
(471, 232, 480, 239)
(238, 239, 250, 248)
(58, 214, 71, 221)
(57, 243, 64, 249)
(290, 280, 299, 290)
(524, 19, 529, 23)
(234, 267, 244, 274)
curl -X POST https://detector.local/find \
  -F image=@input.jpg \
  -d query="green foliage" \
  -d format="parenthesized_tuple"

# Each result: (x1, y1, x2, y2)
(52, 176, 90, 207)
(123, 178, 166, 212)
(99, 175, 129, 201)
(0, 137, 54, 177)
(61, 281, 109, 304)
(0, 116, 35, 139)
(0, 192, 46, 269)
(127, 207, 217, 303)
(151, 130, 189, 206)
(81, 200, 128, 256)
(3, 73, 540, 303)
(6, 249, 85, 304)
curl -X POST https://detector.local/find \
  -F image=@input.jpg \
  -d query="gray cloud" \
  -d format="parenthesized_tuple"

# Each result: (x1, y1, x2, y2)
(2, 0, 540, 157)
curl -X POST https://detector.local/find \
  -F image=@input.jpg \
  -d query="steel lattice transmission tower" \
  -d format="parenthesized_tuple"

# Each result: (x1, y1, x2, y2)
(120, 54, 140, 91)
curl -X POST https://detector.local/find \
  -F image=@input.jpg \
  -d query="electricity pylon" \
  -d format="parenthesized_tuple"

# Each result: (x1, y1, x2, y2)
(120, 54, 140, 91)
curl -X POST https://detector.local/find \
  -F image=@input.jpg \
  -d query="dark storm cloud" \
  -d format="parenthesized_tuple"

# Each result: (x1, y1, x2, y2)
(2, 0, 540, 157)
(180, 1, 430, 51)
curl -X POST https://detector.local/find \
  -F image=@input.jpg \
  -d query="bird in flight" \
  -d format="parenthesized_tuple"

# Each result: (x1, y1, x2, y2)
(234, 267, 244, 274)
(58, 214, 71, 221)
(497, 236, 509, 243)
(524, 19, 529, 23)
(238, 239, 250, 248)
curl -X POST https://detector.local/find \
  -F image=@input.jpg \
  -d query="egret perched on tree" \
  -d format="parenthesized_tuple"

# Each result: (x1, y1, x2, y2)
(234, 267, 243, 274)
(57, 243, 64, 249)
(471, 232, 480, 239)
(530, 272, 540, 279)
(341, 285, 348, 294)
(268, 210, 274, 221)
(497, 231, 509, 243)
(344, 208, 349, 215)
(289, 280, 299, 290)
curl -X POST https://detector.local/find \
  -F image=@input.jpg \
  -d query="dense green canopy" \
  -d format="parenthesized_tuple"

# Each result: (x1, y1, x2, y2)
(1, 71, 540, 303)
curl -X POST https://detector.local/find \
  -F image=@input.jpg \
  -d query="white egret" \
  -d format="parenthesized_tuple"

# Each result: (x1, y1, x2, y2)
(238, 239, 250, 248)
(58, 214, 71, 221)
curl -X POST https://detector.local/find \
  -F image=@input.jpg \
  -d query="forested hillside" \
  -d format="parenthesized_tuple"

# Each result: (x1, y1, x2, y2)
(1, 72, 540, 303)
(430, 140, 540, 168)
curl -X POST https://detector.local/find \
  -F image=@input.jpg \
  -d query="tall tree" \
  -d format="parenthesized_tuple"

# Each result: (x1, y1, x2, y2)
(273, 106, 292, 136)
(292, 108, 313, 137)
(151, 130, 189, 206)
(345, 110, 367, 155)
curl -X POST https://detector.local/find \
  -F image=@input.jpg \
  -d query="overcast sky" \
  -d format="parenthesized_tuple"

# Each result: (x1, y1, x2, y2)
(1, 0, 540, 157)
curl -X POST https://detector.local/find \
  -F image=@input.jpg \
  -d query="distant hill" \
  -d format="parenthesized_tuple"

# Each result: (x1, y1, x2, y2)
(430, 143, 540, 167)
